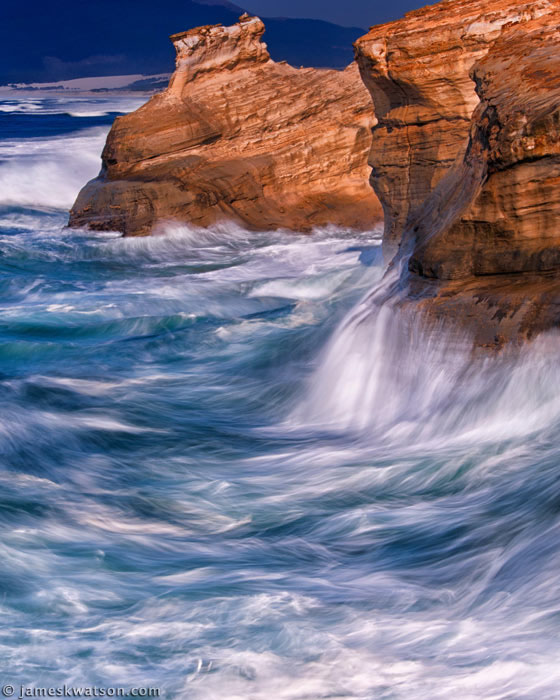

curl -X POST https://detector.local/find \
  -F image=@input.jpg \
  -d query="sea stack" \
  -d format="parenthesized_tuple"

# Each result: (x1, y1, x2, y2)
(355, 0, 560, 346)
(69, 15, 382, 236)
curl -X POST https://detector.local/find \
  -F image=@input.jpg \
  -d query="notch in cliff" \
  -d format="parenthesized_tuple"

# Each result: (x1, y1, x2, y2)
(69, 15, 382, 236)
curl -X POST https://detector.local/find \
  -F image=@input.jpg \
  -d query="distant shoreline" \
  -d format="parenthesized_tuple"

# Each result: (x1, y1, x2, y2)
(0, 73, 171, 95)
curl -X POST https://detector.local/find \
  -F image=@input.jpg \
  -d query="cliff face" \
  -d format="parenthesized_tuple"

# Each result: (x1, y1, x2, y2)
(355, 0, 557, 254)
(356, 0, 560, 346)
(69, 15, 382, 236)
(409, 15, 560, 280)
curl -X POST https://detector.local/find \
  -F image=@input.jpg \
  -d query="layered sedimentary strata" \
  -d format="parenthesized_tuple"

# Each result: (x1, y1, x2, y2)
(356, 0, 560, 346)
(69, 15, 382, 236)
(409, 15, 560, 281)
(355, 0, 557, 254)
(408, 12, 560, 346)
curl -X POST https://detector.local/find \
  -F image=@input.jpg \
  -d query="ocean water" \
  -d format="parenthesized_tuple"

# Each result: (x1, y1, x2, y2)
(2, 94, 560, 699)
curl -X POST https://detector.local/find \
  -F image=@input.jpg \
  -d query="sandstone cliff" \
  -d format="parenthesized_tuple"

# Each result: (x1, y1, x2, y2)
(355, 0, 557, 255)
(69, 15, 382, 236)
(356, 0, 560, 346)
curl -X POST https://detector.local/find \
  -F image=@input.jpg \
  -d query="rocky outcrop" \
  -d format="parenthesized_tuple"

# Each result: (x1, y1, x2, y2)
(409, 15, 560, 280)
(355, 0, 557, 255)
(69, 15, 382, 236)
(356, 0, 560, 346)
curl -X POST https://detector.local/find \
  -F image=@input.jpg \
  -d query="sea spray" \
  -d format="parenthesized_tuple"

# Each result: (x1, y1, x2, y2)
(0, 127, 109, 209)
(292, 260, 560, 445)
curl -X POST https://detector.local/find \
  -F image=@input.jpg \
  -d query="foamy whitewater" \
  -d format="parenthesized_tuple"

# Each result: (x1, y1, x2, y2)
(2, 94, 560, 700)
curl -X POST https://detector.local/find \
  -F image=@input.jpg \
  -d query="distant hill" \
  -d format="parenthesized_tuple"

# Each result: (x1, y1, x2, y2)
(0, 0, 365, 85)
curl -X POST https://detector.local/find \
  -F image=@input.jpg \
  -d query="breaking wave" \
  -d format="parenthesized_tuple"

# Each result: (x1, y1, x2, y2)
(293, 270, 560, 445)
(0, 127, 108, 208)
(0, 95, 146, 115)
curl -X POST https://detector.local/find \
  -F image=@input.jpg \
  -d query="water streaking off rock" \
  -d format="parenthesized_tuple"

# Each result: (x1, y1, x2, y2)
(3, 93, 560, 698)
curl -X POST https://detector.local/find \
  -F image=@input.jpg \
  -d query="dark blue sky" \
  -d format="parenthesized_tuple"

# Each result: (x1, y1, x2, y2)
(244, 0, 437, 28)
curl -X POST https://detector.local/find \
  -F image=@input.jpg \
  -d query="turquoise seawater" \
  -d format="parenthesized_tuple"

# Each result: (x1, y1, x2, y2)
(1, 94, 560, 699)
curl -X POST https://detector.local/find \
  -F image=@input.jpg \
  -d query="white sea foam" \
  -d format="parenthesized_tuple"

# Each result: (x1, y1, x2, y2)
(0, 94, 146, 210)
(60, 97, 146, 116)
(32, 374, 175, 396)
(0, 102, 42, 113)
(291, 268, 560, 447)
(0, 127, 108, 209)
(248, 269, 354, 301)
(66, 111, 112, 117)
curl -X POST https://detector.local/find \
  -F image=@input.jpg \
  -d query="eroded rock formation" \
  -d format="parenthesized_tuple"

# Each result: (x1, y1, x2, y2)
(356, 0, 560, 346)
(355, 0, 557, 255)
(69, 15, 382, 236)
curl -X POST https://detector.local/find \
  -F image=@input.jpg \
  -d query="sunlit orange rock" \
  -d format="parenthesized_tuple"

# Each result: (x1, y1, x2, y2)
(355, 0, 557, 255)
(69, 15, 382, 235)
(356, 0, 560, 346)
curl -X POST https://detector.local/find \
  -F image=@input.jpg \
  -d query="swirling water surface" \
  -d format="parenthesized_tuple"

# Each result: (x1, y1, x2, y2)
(1, 94, 560, 699)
